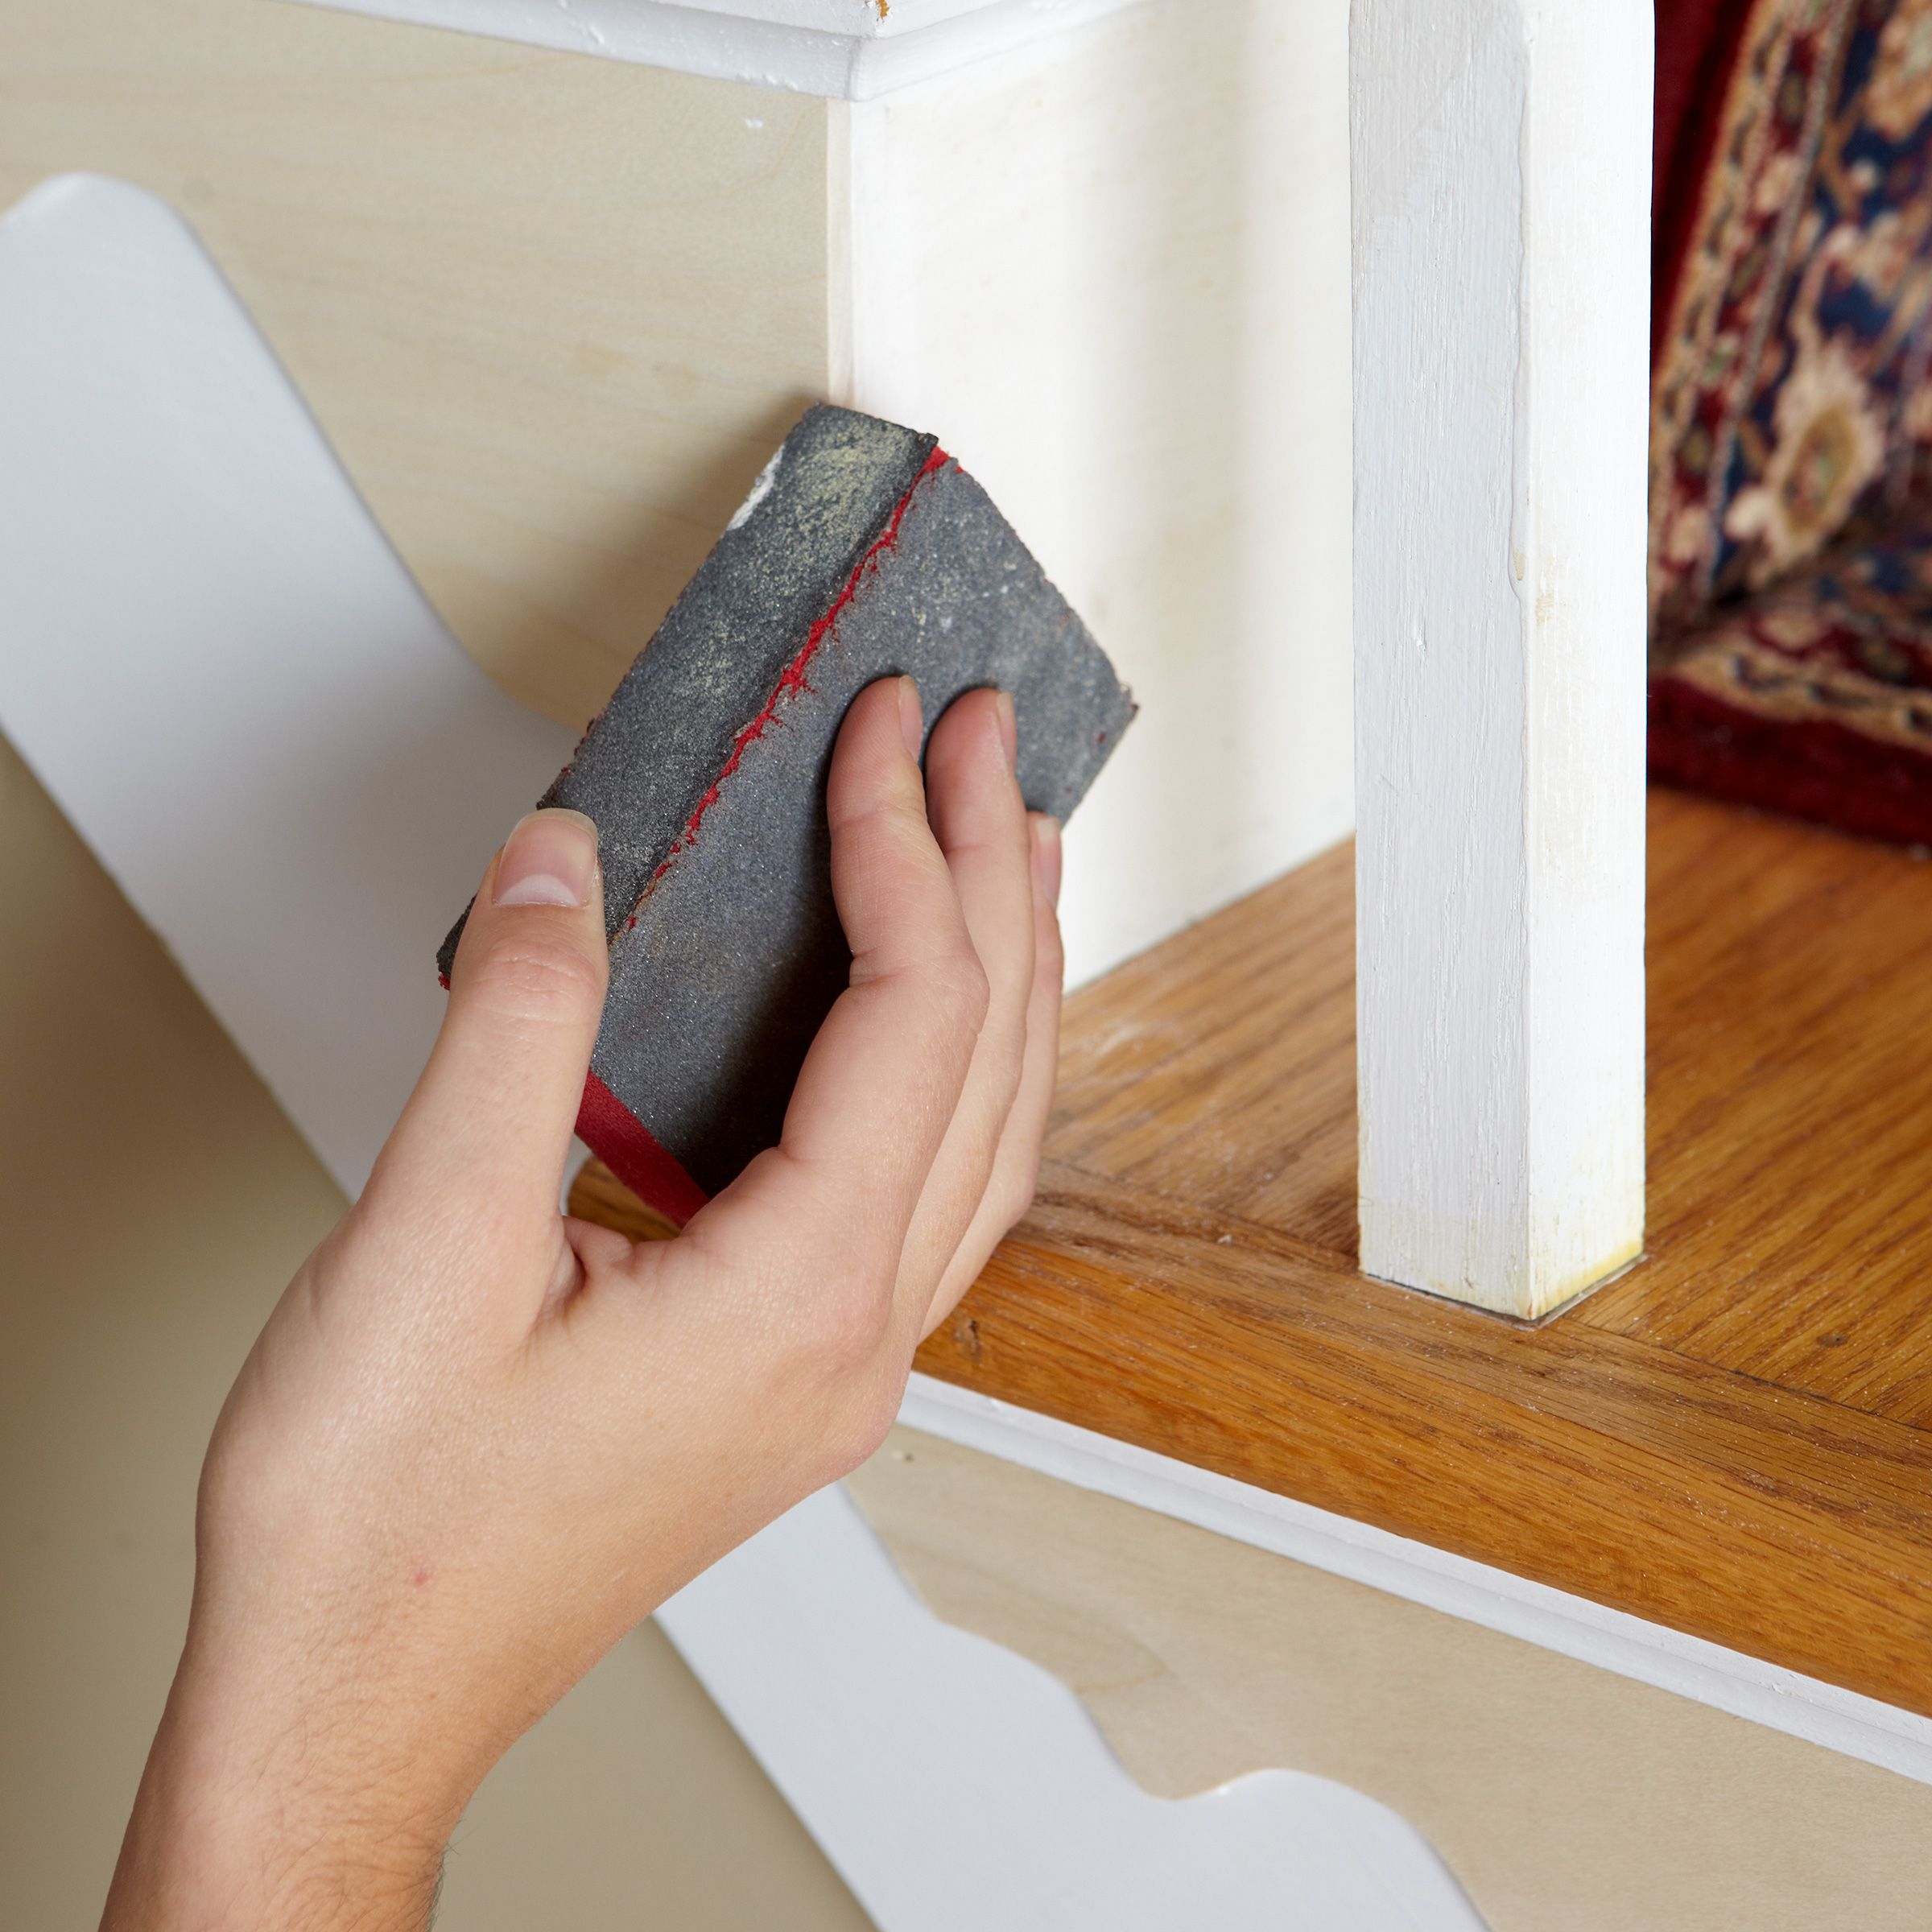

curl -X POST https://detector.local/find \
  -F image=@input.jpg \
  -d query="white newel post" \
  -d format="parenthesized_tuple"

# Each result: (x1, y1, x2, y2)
(1349, 0, 1650, 1319)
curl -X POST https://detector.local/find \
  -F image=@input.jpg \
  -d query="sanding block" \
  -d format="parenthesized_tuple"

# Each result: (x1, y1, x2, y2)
(440, 402, 1134, 1224)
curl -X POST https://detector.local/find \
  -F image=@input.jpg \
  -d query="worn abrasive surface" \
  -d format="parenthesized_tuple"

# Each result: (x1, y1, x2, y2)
(439, 407, 935, 977)
(439, 402, 1134, 1209)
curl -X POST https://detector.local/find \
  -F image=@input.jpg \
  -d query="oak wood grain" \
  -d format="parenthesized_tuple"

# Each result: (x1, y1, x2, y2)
(1581, 795, 1932, 1429)
(572, 788, 1932, 1714)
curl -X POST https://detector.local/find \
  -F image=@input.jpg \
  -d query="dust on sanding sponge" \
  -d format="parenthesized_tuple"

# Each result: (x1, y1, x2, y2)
(439, 402, 1135, 1224)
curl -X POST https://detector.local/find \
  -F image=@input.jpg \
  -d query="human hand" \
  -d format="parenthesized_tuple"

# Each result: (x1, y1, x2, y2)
(101, 676, 1063, 1931)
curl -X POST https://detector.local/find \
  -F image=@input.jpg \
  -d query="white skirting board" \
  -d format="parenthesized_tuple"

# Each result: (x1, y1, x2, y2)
(3, 172, 1923, 1927)
(278, 0, 1150, 98)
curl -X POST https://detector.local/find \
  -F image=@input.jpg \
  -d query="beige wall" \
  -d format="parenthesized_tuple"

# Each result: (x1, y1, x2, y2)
(849, 1426, 1932, 1932)
(0, 732, 872, 1930)
(0, 0, 831, 729)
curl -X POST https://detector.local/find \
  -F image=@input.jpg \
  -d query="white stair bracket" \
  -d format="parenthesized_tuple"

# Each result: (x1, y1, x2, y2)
(0, 175, 575, 1200)
(279, 0, 1150, 99)
(1348, 0, 1651, 1316)
(660, 1480, 1490, 1932)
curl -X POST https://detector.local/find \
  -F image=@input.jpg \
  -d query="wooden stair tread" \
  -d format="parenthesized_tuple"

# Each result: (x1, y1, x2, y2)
(572, 789, 1932, 1716)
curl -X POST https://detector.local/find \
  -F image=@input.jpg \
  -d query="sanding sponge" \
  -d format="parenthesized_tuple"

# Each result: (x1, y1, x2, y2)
(439, 402, 1134, 1224)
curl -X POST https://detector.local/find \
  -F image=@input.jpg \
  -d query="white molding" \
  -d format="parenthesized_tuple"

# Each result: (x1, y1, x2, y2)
(0, 175, 575, 1199)
(900, 1373, 1932, 1789)
(1349, 0, 1650, 1315)
(661, 1482, 1489, 1930)
(279, 0, 1150, 98)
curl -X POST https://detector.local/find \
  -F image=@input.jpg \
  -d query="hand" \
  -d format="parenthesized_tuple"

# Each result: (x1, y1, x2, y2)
(101, 676, 1064, 1931)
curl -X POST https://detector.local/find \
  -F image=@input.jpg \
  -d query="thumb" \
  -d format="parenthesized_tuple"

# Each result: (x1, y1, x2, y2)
(370, 808, 609, 1232)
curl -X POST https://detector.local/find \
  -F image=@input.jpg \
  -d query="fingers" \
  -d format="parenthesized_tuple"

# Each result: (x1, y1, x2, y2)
(922, 813, 1063, 1334)
(689, 678, 988, 1302)
(367, 810, 608, 1251)
(893, 690, 1038, 1320)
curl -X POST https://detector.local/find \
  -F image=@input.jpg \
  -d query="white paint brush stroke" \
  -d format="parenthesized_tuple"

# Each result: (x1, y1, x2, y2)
(279, 0, 1150, 99)
(0, 175, 574, 1199)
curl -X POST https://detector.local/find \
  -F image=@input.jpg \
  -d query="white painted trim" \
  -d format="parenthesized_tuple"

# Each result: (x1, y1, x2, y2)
(0, 175, 576, 1199)
(1348, 0, 1650, 1315)
(661, 1482, 1490, 1930)
(900, 1373, 1932, 1788)
(279, 0, 1149, 98)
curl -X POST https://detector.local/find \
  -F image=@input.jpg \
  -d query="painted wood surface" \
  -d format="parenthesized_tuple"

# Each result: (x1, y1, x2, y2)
(0, 175, 572, 1195)
(282, 0, 1150, 98)
(1349, 0, 1650, 1315)
(0, 0, 835, 731)
(5, 0, 1356, 995)
(660, 1484, 1490, 1931)
(848, 1424, 1932, 1932)
(831, 0, 1355, 982)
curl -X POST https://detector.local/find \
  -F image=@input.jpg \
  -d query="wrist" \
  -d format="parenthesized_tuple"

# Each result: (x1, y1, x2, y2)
(102, 1632, 466, 1932)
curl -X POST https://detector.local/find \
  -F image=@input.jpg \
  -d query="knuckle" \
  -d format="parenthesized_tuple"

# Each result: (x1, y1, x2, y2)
(926, 950, 992, 1035)
(464, 933, 605, 1019)
(828, 775, 921, 842)
(803, 1264, 897, 1383)
(817, 1368, 904, 1480)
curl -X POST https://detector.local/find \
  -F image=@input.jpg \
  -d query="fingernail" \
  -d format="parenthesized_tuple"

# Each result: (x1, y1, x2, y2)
(897, 675, 924, 760)
(494, 808, 600, 908)
(1030, 815, 1062, 907)
(993, 689, 1018, 768)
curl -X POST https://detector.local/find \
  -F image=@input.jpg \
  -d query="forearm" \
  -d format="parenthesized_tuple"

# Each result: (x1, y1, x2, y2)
(101, 1652, 458, 1932)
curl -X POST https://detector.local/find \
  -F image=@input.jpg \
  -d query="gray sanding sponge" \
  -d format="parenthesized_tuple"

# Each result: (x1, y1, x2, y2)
(439, 402, 1134, 1223)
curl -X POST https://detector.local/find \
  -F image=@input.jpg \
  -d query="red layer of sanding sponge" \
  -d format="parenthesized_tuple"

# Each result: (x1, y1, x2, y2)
(440, 403, 1135, 1223)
